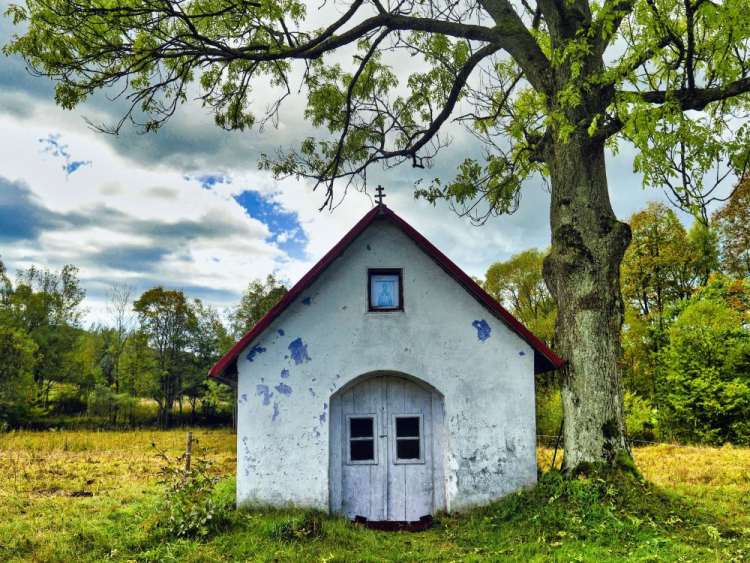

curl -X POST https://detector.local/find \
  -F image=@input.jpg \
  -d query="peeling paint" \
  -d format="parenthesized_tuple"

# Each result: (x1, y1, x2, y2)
(239, 393, 248, 404)
(366, 244, 371, 250)
(302, 297, 311, 306)
(277, 329, 285, 336)
(319, 412, 327, 423)
(288, 338, 312, 364)
(519, 351, 526, 356)
(275, 382, 292, 395)
(309, 388, 316, 397)
(256, 384, 273, 406)
(281, 368, 290, 378)
(272, 403, 280, 421)
(472, 319, 491, 341)
(247, 345, 267, 362)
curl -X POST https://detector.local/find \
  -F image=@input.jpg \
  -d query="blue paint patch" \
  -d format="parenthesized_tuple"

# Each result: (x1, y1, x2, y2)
(284, 355, 289, 360)
(256, 384, 273, 406)
(272, 403, 280, 421)
(309, 388, 316, 397)
(319, 412, 327, 423)
(275, 382, 292, 395)
(324, 403, 328, 410)
(519, 351, 526, 356)
(281, 368, 290, 379)
(247, 345, 266, 362)
(472, 319, 492, 342)
(313, 428, 321, 438)
(288, 338, 312, 364)
(302, 297, 311, 306)
(239, 393, 248, 405)
(277, 329, 285, 336)
(366, 244, 371, 251)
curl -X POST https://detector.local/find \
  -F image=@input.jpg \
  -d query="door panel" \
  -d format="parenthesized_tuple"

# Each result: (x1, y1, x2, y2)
(341, 377, 386, 520)
(339, 375, 437, 521)
(389, 377, 433, 521)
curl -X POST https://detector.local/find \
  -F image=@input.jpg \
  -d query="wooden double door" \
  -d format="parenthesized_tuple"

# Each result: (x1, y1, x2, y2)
(330, 375, 444, 522)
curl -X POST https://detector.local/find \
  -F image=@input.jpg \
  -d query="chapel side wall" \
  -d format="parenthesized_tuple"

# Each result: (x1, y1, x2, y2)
(235, 219, 537, 512)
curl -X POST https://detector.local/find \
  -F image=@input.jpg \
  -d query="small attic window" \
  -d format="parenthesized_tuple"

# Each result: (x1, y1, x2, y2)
(368, 269, 403, 312)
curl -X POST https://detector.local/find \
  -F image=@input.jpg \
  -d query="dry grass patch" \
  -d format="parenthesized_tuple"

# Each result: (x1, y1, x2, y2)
(0, 431, 747, 562)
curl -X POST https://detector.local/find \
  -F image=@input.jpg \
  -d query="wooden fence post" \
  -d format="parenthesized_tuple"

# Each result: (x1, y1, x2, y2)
(185, 431, 193, 472)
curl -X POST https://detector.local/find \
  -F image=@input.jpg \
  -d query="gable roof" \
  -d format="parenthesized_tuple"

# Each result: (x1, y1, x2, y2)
(209, 205, 564, 380)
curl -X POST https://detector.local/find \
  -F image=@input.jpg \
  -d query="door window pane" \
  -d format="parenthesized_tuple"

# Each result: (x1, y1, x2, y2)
(396, 416, 420, 437)
(350, 417, 374, 438)
(396, 439, 420, 460)
(351, 440, 375, 461)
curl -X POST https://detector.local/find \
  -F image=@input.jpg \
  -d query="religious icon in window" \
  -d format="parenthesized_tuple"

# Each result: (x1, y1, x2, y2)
(368, 269, 403, 311)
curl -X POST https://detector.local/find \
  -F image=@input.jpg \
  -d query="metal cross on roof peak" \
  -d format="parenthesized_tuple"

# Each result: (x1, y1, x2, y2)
(374, 185, 386, 206)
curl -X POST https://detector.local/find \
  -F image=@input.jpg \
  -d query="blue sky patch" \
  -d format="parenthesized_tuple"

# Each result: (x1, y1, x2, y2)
(232, 189, 308, 260)
(39, 134, 91, 178)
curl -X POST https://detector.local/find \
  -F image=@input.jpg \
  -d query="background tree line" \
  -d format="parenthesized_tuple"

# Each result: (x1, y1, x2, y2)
(0, 265, 287, 430)
(1, 176, 747, 441)
(484, 176, 750, 446)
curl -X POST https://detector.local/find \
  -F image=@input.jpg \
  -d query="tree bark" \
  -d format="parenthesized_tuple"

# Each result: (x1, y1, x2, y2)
(543, 131, 632, 472)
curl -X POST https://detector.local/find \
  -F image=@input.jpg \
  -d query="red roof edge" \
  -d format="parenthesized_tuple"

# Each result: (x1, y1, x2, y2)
(381, 206, 564, 374)
(209, 205, 564, 379)
(208, 206, 381, 378)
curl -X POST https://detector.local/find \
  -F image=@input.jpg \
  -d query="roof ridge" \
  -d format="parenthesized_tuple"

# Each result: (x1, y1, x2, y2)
(209, 205, 563, 379)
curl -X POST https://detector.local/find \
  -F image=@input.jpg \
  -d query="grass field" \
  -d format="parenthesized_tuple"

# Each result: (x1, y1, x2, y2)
(0, 429, 748, 562)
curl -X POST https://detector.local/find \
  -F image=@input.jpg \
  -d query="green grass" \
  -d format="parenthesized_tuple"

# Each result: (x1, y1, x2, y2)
(0, 429, 748, 562)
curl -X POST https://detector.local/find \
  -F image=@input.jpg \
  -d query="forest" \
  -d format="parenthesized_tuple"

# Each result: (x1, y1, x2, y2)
(0, 177, 748, 445)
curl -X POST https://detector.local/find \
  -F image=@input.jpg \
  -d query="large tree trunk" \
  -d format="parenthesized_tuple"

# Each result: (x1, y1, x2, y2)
(542, 131, 632, 472)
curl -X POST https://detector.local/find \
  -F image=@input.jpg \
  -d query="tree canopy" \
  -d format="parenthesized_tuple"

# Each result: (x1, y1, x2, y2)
(4, 0, 748, 214)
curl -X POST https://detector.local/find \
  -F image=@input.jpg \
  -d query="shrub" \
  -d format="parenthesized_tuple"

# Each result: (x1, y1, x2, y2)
(624, 391, 658, 442)
(154, 444, 220, 537)
(658, 299, 750, 445)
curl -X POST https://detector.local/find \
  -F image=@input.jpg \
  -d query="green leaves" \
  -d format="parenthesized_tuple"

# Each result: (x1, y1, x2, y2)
(155, 444, 221, 537)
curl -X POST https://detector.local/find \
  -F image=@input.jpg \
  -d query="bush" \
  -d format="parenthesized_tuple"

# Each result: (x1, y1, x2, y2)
(624, 391, 658, 442)
(535, 384, 563, 439)
(155, 443, 220, 537)
(658, 299, 750, 445)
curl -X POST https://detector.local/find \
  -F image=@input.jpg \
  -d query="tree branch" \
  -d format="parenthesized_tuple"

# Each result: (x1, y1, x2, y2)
(622, 77, 750, 110)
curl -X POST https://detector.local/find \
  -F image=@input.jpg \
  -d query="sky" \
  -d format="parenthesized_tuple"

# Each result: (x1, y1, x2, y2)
(0, 2, 736, 325)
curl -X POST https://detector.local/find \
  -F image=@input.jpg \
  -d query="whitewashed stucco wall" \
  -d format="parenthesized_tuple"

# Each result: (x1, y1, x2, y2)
(236, 217, 537, 512)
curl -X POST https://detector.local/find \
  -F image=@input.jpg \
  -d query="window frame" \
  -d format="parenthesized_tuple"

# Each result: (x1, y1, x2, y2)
(367, 268, 404, 312)
(391, 413, 425, 465)
(346, 414, 378, 465)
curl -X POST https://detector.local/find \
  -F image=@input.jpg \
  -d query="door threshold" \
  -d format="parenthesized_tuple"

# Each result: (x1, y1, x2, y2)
(352, 515, 434, 532)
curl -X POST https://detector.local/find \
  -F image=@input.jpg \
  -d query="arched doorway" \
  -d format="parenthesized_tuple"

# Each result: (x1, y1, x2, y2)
(329, 373, 445, 521)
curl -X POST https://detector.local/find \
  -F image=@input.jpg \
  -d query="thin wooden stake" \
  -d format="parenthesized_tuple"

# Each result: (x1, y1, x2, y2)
(185, 431, 193, 472)
(551, 417, 564, 471)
